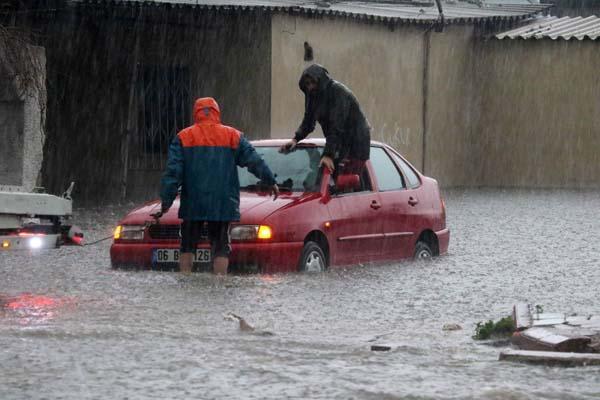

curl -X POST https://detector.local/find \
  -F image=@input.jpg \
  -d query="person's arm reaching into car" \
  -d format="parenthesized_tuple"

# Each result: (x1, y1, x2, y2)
(156, 135, 184, 218)
(280, 95, 316, 154)
(236, 136, 279, 200)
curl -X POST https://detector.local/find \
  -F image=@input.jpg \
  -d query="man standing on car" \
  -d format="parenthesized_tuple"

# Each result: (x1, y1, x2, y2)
(279, 64, 371, 175)
(155, 97, 279, 275)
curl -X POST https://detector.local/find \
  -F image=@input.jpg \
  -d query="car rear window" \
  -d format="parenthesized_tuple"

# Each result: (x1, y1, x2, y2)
(370, 147, 405, 191)
(238, 146, 323, 192)
(389, 151, 421, 189)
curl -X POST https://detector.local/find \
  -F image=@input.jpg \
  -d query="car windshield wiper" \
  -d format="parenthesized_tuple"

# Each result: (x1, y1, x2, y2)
(240, 183, 293, 192)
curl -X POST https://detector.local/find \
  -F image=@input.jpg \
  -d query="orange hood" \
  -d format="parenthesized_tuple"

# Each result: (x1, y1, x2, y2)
(194, 97, 221, 124)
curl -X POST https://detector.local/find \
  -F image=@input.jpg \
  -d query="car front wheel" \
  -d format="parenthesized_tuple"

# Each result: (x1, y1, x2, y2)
(414, 241, 433, 260)
(298, 241, 327, 273)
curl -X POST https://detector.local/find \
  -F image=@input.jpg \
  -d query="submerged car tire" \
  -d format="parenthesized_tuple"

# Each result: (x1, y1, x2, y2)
(298, 241, 327, 273)
(414, 241, 433, 260)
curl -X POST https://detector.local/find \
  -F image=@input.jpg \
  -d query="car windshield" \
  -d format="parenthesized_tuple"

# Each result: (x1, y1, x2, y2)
(238, 146, 323, 192)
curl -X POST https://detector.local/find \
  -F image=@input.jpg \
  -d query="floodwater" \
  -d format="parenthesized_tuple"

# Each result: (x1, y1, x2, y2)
(1, 189, 599, 399)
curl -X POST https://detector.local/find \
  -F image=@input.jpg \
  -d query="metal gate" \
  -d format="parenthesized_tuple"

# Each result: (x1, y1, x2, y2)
(128, 64, 191, 172)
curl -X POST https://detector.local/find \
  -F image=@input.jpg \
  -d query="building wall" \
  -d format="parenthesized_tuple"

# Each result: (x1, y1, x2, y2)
(549, 0, 600, 17)
(0, 45, 46, 193)
(271, 15, 425, 168)
(123, 8, 272, 200)
(272, 14, 600, 189)
(15, 2, 271, 203)
(271, 15, 477, 187)
(473, 39, 600, 188)
(425, 25, 477, 187)
(0, 100, 24, 187)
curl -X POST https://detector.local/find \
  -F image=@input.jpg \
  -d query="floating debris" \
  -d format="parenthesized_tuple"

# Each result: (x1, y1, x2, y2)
(370, 345, 392, 352)
(498, 304, 600, 366)
(442, 323, 462, 331)
(499, 349, 600, 367)
(224, 313, 274, 336)
(224, 312, 255, 332)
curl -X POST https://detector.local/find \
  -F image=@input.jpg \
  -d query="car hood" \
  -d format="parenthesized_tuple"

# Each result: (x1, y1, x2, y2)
(118, 191, 318, 225)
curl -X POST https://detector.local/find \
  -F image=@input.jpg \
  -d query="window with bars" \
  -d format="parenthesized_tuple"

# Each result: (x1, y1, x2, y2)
(130, 64, 191, 171)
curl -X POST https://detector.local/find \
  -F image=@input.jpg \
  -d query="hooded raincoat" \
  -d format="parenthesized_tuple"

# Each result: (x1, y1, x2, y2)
(294, 64, 371, 161)
(160, 97, 276, 221)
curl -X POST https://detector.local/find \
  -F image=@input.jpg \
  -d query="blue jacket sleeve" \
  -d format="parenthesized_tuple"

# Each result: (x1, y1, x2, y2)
(235, 137, 276, 185)
(160, 135, 184, 209)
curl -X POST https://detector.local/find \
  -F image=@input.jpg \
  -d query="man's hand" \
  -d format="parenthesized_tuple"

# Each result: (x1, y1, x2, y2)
(271, 184, 280, 201)
(320, 156, 335, 172)
(150, 206, 169, 221)
(279, 139, 297, 154)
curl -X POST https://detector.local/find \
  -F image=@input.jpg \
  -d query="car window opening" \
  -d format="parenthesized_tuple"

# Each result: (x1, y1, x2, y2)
(239, 146, 323, 192)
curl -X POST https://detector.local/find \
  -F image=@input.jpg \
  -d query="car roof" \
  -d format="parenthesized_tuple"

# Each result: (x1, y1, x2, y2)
(250, 138, 387, 147)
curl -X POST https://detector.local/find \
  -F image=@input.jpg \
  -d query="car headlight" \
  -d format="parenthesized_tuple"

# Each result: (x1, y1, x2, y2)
(230, 225, 273, 241)
(114, 225, 145, 241)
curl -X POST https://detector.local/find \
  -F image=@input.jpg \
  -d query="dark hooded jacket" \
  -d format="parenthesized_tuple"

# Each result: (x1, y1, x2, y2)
(294, 64, 371, 161)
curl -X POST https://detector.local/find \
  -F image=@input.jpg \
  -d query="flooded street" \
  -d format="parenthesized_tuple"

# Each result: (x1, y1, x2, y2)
(1, 189, 599, 399)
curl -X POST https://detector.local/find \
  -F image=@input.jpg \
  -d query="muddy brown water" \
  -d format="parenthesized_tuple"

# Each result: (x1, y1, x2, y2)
(1, 189, 599, 399)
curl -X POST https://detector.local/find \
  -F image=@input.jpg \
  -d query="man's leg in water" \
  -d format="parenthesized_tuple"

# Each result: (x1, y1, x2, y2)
(179, 220, 200, 275)
(213, 256, 228, 275)
(209, 221, 231, 275)
(179, 253, 193, 275)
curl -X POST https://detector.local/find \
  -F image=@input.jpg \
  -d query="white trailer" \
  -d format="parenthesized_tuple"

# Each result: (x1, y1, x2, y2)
(0, 184, 83, 250)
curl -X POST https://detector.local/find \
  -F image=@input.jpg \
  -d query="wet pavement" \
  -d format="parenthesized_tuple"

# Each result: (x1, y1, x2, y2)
(1, 189, 600, 399)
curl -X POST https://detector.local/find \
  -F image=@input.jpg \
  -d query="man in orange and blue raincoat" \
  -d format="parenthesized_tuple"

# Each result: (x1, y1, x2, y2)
(156, 97, 278, 275)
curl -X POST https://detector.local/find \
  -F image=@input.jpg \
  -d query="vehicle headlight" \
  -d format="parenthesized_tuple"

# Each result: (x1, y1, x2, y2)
(29, 236, 43, 249)
(230, 225, 273, 241)
(114, 225, 145, 240)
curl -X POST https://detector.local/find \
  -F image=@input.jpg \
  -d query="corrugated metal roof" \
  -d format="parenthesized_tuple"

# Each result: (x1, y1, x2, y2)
(117, 1, 552, 24)
(496, 15, 600, 40)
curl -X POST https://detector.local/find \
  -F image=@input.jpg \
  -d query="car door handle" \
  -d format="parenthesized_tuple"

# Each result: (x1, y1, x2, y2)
(408, 197, 419, 206)
(370, 200, 381, 210)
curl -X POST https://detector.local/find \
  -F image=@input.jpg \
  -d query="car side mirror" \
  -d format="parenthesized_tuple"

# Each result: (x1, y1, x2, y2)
(336, 174, 360, 192)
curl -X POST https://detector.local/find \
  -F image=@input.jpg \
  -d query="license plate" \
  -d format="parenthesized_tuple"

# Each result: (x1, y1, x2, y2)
(152, 249, 211, 264)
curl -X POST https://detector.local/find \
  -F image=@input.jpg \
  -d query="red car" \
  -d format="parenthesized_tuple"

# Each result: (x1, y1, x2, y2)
(110, 139, 449, 273)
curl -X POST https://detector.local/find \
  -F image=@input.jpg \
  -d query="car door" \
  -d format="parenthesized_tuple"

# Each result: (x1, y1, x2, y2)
(325, 165, 384, 265)
(369, 146, 417, 260)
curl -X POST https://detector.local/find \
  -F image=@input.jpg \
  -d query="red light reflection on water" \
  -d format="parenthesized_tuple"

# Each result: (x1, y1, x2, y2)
(259, 275, 283, 284)
(1, 293, 75, 325)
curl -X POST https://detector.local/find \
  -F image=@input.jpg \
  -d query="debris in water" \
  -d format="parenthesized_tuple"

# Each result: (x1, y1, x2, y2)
(225, 312, 255, 331)
(499, 349, 600, 367)
(370, 345, 392, 352)
(224, 313, 274, 336)
(442, 323, 462, 331)
(495, 304, 600, 366)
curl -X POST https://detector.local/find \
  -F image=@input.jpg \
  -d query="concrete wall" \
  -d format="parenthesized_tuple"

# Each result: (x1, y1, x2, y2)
(0, 45, 46, 193)
(0, 100, 24, 186)
(271, 15, 425, 168)
(271, 15, 600, 189)
(549, 0, 600, 17)
(271, 15, 477, 187)
(473, 39, 600, 188)
(425, 25, 477, 187)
